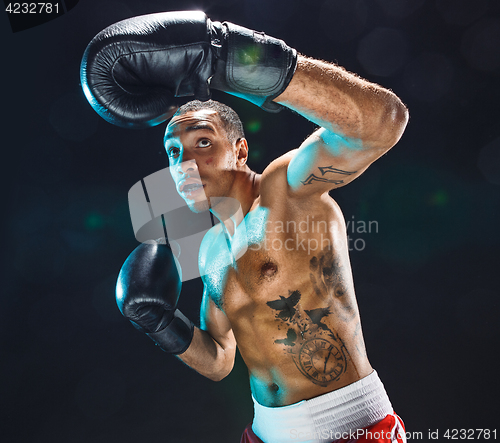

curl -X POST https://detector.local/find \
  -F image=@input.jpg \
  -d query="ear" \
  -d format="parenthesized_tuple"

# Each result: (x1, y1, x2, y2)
(235, 138, 249, 167)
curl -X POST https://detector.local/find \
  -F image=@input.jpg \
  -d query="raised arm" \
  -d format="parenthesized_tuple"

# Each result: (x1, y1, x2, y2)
(277, 56, 409, 196)
(81, 10, 408, 197)
(81, 10, 408, 146)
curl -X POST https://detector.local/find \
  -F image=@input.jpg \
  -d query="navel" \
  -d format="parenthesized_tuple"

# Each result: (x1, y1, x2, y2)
(269, 383, 280, 393)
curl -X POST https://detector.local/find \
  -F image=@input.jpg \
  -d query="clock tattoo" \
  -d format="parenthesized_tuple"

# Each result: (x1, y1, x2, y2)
(267, 279, 350, 386)
(296, 338, 346, 386)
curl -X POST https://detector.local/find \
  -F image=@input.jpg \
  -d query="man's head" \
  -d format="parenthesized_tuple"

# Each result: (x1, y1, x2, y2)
(164, 100, 249, 213)
(171, 100, 245, 144)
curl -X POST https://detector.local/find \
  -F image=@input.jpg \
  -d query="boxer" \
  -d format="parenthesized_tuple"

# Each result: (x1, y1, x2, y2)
(83, 11, 409, 443)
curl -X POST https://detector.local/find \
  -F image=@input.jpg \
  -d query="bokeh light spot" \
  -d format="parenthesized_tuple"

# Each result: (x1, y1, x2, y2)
(244, 0, 300, 31)
(436, 0, 489, 26)
(462, 18, 500, 72)
(428, 189, 449, 206)
(319, 0, 368, 44)
(477, 136, 500, 185)
(85, 212, 105, 230)
(50, 92, 99, 142)
(403, 52, 454, 102)
(357, 28, 408, 77)
(249, 144, 263, 161)
(246, 119, 262, 134)
(375, 0, 425, 19)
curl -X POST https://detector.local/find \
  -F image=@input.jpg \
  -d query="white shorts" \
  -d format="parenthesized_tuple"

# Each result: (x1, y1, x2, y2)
(251, 370, 394, 443)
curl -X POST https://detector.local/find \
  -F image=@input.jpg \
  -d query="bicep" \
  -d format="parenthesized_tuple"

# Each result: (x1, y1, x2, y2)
(287, 128, 385, 197)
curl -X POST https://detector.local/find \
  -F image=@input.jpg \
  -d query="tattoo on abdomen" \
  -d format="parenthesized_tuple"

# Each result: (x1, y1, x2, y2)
(309, 250, 355, 322)
(267, 290, 348, 386)
(301, 165, 357, 186)
(297, 338, 346, 385)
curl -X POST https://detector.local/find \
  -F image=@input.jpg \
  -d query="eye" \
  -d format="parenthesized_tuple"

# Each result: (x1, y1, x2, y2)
(167, 147, 180, 158)
(197, 139, 211, 148)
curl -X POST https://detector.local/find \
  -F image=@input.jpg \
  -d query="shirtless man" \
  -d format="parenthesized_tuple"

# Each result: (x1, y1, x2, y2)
(82, 11, 409, 443)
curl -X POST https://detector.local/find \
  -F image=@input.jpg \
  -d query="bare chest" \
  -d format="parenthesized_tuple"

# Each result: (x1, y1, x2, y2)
(201, 203, 348, 313)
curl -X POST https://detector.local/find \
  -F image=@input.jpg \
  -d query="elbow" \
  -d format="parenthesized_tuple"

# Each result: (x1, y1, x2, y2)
(206, 362, 234, 382)
(394, 99, 410, 138)
(208, 372, 229, 382)
(205, 349, 236, 382)
(384, 95, 409, 149)
(367, 94, 408, 153)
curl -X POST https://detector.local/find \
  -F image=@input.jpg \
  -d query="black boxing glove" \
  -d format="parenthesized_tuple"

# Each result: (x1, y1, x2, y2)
(80, 10, 297, 128)
(115, 241, 194, 354)
(209, 20, 297, 112)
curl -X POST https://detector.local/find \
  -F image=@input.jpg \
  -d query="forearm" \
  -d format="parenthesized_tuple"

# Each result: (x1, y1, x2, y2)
(275, 55, 409, 150)
(177, 327, 236, 381)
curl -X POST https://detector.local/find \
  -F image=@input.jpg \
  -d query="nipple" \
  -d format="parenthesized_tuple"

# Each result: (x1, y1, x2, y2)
(261, 261, 278, 277)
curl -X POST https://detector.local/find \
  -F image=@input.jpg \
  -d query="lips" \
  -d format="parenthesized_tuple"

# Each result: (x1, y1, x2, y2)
(178, 178, 205, 196)
(182, 183, 203, 192)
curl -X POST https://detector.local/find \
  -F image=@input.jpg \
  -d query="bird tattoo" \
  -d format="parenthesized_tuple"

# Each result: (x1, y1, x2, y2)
(267, 290, 301, 321)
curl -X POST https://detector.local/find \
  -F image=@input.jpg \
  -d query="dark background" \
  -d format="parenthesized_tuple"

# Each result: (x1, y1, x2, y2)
(1, 0, 499, 442)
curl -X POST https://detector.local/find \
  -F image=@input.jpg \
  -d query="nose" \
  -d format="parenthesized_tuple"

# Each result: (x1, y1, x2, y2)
(176, 159, 198, 176)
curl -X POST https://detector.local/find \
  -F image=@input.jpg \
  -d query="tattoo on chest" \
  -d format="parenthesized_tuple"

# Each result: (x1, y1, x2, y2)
(266, 290, 301, 321)
(300, 165, 357, 186)
(266, 290, 348, 387)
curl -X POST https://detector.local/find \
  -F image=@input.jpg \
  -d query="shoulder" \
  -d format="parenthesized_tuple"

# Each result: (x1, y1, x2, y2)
(198, 223, 224, 275)
(258, 150, 297, 206)
(261, 149, 296, 180)
(258, 149, 333, 205)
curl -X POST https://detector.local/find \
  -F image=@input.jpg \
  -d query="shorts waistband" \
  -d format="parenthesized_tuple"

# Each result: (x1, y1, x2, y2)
(252, 370, 393, 443)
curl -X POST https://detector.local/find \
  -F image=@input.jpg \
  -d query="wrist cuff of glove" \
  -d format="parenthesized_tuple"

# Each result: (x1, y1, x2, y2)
(146, 309, 194, 355)
(210, 21, 297, 112)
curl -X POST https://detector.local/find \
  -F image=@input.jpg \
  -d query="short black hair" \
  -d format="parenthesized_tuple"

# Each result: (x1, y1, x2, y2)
(172, 100, 245, 144)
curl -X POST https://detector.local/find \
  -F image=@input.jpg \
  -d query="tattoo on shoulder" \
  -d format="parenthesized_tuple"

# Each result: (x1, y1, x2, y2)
(301, 165, 357, 186)
(318, 166, 358, 176)
(301, 175, 344, 186)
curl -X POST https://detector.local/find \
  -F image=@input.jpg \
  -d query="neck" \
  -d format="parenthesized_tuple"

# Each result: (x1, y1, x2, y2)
(210, 167, 260, 236)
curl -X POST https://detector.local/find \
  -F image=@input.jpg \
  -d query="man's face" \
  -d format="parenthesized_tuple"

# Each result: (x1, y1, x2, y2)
(164, 110, 239, 213)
